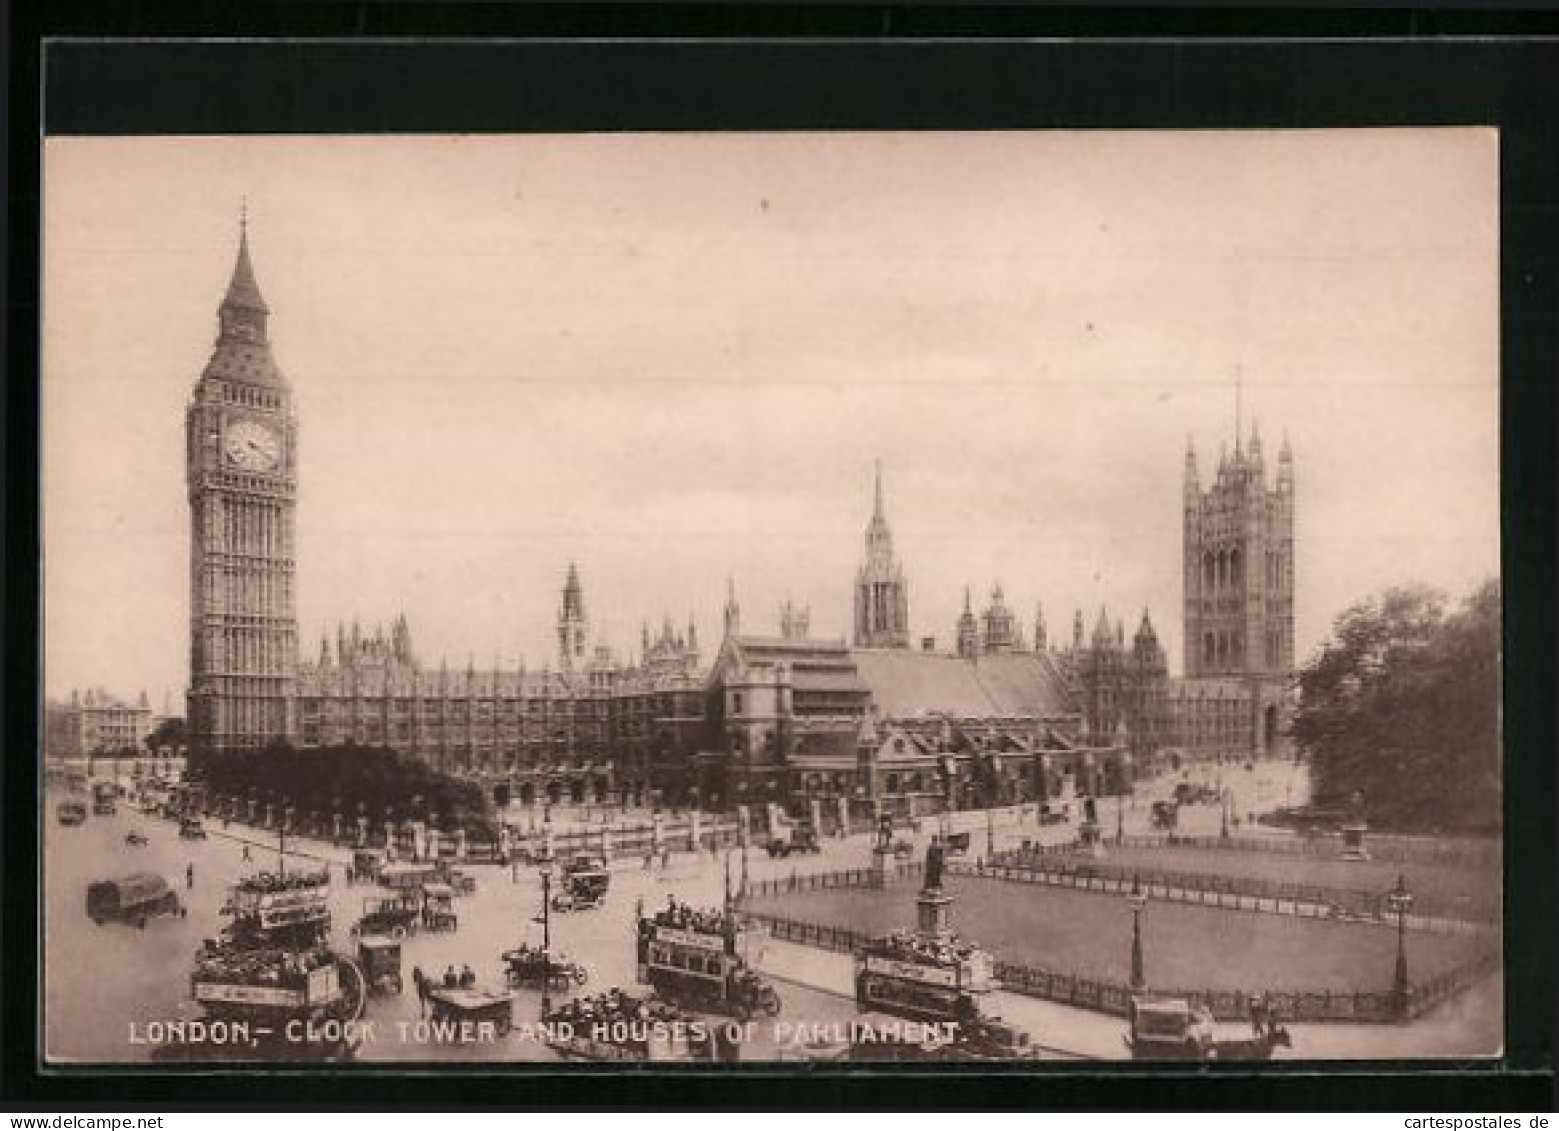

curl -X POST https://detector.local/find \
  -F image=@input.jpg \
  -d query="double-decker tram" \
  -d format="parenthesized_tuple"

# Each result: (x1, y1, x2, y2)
(635, 900, 781, 1021)
(854, 930, 992, 1024)
(173, 869, 364, 1062)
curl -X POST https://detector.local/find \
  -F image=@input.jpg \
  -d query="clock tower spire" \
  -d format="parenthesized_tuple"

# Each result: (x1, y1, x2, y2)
(186, 210, 300, 758)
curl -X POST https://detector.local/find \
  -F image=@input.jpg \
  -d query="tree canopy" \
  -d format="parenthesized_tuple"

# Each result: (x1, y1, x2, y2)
(1292, 580, 1499, 834)
(191, 743, 498, 837)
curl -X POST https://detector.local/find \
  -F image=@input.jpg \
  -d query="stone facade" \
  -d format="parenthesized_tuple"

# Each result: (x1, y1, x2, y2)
(50, 688, 155, 757)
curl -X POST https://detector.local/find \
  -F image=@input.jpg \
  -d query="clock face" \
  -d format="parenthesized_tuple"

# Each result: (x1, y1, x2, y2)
(223, 419, 282, 472)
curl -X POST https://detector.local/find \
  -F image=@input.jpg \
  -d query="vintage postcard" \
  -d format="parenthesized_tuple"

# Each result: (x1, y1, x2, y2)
(42, 130, 1501, 1066)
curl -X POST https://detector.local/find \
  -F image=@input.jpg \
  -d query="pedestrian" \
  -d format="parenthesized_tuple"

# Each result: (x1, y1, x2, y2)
(242, 844, 251, 862)
(460, 964, 475, 988)
(186, 863, 194, 889)
(643, 851, 653, 871)
(444, 965, 458, 988)
(661, 848, 671, 871)
(412, 966, 428, 1016)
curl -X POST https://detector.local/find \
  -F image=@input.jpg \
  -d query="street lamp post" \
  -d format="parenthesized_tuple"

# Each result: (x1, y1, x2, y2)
(1389, 874, 1414, 1019)
(986, 806, 995, 860)
(1129, 873, 1147, 992)
(1116, 753, 1132, 845)
(538, 866, 554, 1018)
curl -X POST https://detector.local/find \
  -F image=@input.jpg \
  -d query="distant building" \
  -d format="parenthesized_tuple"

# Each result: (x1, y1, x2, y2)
(52, 688, 154, 758)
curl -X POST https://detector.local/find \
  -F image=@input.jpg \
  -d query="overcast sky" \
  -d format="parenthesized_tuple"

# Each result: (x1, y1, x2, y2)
(42, 131, 1499, 706)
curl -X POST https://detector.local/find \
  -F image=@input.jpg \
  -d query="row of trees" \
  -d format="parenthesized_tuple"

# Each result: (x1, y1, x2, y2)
(192, 743, 499, 837)
(1292, 579, 1500, 834)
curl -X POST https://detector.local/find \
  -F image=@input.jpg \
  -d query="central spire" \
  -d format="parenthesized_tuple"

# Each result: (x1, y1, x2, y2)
(223, 206, 270, 317)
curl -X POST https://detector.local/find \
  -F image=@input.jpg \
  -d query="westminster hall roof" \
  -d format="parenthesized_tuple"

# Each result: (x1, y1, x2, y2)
(849, 649, 1078, 720)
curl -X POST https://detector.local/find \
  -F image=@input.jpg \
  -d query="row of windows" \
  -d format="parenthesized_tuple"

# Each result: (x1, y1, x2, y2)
(221, 382, 283, 411)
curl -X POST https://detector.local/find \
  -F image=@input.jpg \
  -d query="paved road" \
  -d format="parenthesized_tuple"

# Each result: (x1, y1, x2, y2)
(50, 758, 1413, 1067)
(44, 790, 885, 1064)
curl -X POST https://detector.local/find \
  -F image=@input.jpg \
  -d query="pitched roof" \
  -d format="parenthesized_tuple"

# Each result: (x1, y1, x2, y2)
(850, 649, 1077, 719)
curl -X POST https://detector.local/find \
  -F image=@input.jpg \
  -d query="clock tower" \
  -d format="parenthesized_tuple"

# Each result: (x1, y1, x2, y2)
(186, 213, 299, 756)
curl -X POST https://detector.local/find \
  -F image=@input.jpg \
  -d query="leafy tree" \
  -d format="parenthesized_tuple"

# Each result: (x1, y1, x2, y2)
(145, 716, 187, 753)
(192, 743, 498, 838)
(1293, 580, 1499, 834)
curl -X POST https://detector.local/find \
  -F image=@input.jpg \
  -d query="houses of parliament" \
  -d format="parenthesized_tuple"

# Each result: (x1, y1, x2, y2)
(187, 222, 1294, 816)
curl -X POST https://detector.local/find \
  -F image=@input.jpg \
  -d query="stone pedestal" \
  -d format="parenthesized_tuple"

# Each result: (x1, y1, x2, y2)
(916, 887, 956, 939)
(869, 846, 895, 889)
(1079, 820, 1104, 857)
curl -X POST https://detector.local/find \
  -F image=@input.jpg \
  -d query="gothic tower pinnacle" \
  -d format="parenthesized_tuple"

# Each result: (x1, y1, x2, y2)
(557, 562, 589, 667)
(853, 461, 910, 648)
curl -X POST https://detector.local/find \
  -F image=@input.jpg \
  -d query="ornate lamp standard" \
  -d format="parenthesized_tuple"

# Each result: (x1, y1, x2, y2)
(1388, 873, 1415, 1019)
(985, 806, 995, 859)
(538, 864, 555, 1018)
(1116, 752, 1133, 845)
(1129, 874, 1148, 992)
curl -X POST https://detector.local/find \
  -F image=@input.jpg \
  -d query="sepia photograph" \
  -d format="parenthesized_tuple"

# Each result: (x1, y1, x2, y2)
(41, 129, 1501, 1067)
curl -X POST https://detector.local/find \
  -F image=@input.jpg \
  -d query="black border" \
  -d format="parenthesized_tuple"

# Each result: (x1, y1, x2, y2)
(6, 10, 1557, 1112)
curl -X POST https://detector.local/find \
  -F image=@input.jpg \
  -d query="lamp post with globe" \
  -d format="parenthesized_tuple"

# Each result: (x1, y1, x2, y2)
(1116, 752, 1133, 845)
(1129, 874, 1148, 992)
(1389, 874, 1415, 1018)
(537, 864, 556, 1018)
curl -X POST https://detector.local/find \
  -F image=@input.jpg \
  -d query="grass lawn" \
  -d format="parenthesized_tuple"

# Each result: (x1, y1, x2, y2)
(749, 875, 1493, 993)
(1067, 845, 1500, 917)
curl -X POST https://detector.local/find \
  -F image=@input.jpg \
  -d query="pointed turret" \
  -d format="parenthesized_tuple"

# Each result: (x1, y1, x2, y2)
(214, 205, 276, 357)
(956, 587, 980, 658)
(1033, 602, 1048, 652)
(723, 576, 741, 638)
(855, 460, 910, 648)
(1092, 606, 1113, 648)
(1278, 430, 1294, 493)
(1184, 437, 1201, 508)
(1072, 609, 1085, 652)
